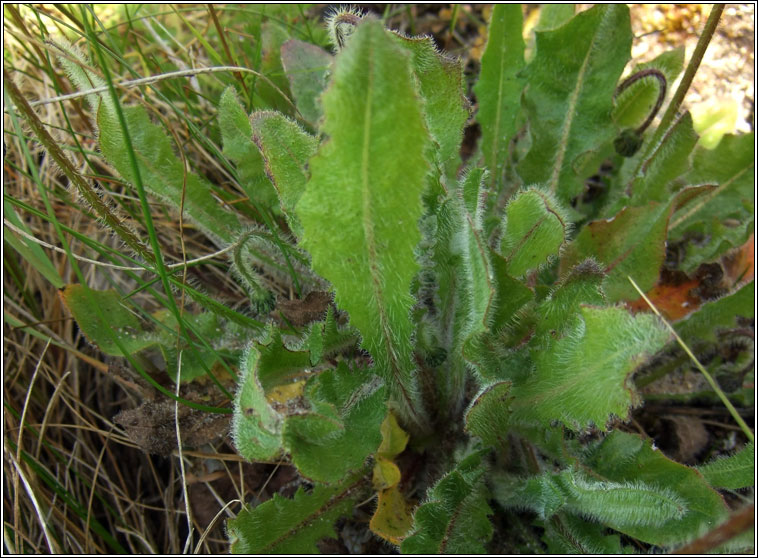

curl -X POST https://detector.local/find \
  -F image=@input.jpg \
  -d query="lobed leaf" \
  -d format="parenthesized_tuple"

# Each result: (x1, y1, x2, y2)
(517, 4, 632, 205)
(227, 471, 366, 553)
(296, 20, 431, 424)
(283, 363, 386, 483)
(508, 306, 669, 430)
(474, 4, 525, 191)
(401, 452, 493, 554)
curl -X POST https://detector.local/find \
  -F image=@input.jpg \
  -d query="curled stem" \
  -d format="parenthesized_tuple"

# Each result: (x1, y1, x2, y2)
(615, 68, 667, 135)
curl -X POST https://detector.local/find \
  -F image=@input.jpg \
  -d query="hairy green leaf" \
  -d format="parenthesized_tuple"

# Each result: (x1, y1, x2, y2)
(319, 306, 360, 359)
(256, 22, 294, 113)
(518, 5, 632, 205)
(52, 37, 108, 115)
(474, 4, 525, 190)
(500, 187, 570, 277)
(629, 111, 699, 204)
(256, 329, 312, 391)
(218, 87, 277, 209)
(296, 20, 431, 425)
(533, 259, 606, 342)
(508, 306, 669, 430)
(58, 41, 244, 244)
(464, 381, 512, 447)
(60, 285, 156, 356)
(283, 363, 386, 483)
(697, 441, 754, 490)
(487, 252, 534, 332)
(280, 38, 333, 126)
(433, 168, 497, 402)
(491, 471, 564, 520)
(535, 4, 575, 30)
(402, 452, 493, 554)
(416, 195, 467, 411)
(391, 33, 469, 181)
(669, 133, 755, 271)
(493, 468, 689, 530)
(454, 168, 495, 344)
(557, 470, 688, 528)
(583, 430, 729, 547)
(232, 344, 286, 462)
(541, 512, 623, 554)
(307, 321, 325, 366)
(151, 309, 230, 383)
(98, 105, 240, 245)
(228, 471, 366, 553)
(251, 111, 318, 237)
(232, 330, 311, 462)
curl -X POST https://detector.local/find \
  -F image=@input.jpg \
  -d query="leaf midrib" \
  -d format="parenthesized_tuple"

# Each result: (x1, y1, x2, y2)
(548, 7, 611, 194)
(261, 476, 364, 552)
(359, 33, 416, 415)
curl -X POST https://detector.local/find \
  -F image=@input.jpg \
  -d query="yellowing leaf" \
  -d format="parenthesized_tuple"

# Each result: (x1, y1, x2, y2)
(370, 484, 414, 545)
(373, 457, 402, 490)
(377, 412, 409, 459)
(267, 380, 306, 404)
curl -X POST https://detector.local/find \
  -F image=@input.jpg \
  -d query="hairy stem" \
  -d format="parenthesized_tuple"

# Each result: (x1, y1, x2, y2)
(3, 69, 154, 264)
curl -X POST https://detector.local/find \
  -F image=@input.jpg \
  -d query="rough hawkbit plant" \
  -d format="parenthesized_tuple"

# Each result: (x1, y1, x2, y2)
(14, 3, 752, 554)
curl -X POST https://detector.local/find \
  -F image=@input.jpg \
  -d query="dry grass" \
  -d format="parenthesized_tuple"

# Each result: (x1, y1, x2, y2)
(3, 5, 304, 553)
